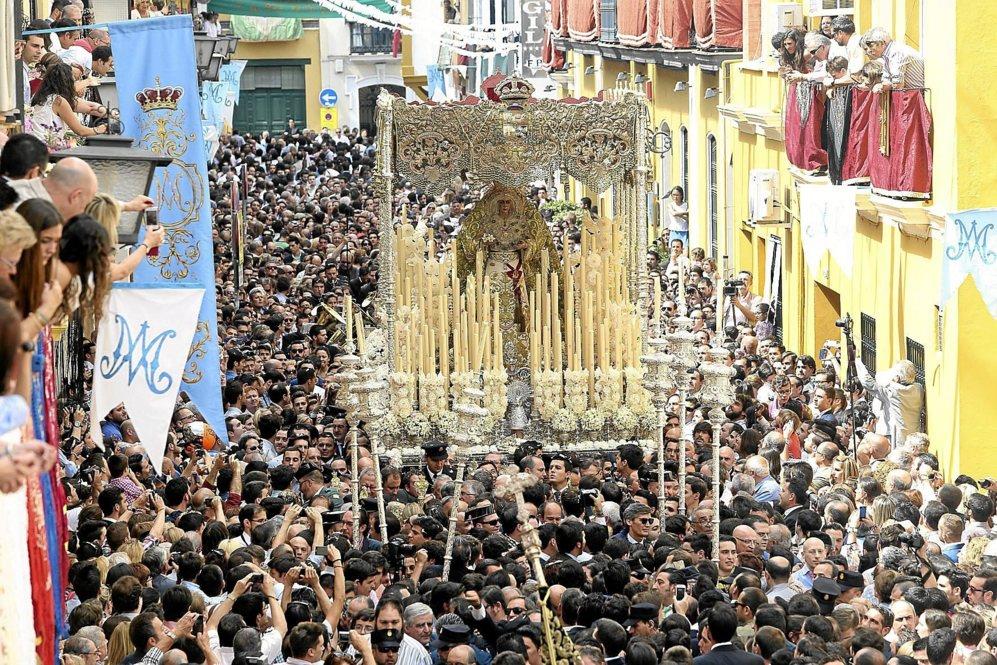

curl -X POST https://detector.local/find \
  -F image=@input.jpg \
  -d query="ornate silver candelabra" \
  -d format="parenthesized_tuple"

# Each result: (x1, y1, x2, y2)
(666, 316, 697, 512)
(699, 348, 736, 562)
(441, 386, 489, 580)
(642, 323, 674, 521)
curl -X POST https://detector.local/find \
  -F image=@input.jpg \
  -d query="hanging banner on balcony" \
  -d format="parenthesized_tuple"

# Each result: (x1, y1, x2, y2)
(90, 285, 205, 472)
(940, 209, 997, 318)
(798, 184, 855, 277)
(108, 15, 225, 440)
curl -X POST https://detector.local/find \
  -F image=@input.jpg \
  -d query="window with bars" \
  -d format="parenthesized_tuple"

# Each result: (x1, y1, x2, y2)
(350, 24, 394, 54)
(707, 135, 718, 259)
(905, 337, 927, 430)
(680, 126, 689, 200)
(860, 313, 877, 371)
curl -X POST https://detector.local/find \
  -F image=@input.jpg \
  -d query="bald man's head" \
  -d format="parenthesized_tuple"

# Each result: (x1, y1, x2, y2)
(46, 157, 98, 221)
(446, 645, 475, 665)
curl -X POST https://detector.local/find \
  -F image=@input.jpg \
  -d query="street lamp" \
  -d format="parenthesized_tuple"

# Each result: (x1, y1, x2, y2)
(193, 32, 227, 81)
(50, 135, 172, 244)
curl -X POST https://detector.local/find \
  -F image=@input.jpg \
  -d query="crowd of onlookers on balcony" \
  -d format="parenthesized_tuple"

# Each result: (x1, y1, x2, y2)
(12, 0, 208, 153)
(775, 18, 924, 94)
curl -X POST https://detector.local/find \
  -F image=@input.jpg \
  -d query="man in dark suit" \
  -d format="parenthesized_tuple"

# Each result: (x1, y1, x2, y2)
(421, 441, 454, 485)
(693, 604, 765, 665)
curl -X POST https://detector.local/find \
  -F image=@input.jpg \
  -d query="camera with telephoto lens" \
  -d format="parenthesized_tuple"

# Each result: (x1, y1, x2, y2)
(384, 536, 416, 573)
(723, 278, 745, 297)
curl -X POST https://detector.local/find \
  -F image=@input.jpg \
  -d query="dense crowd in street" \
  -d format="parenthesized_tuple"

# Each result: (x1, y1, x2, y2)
(0, 2, 990, 665)
(3, 123, 980, 665)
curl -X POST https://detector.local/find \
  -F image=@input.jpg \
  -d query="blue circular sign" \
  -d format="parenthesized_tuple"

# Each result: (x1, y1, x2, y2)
(320, 88, 339, 107)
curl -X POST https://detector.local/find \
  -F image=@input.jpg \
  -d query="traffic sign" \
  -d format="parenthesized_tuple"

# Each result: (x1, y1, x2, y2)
(320, 88, 338, 107)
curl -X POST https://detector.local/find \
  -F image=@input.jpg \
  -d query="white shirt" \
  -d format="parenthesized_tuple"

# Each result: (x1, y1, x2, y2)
(879, 40, 925, 89)
(665, 200, 689, 232)
(829, 34, 864, 74)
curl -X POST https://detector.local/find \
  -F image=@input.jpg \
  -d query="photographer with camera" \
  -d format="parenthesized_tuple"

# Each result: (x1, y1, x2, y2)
(723, 270, 765, 328)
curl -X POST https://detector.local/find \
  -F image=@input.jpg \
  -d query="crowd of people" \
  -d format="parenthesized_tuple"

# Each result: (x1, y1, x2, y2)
(0, 119, 978, 665)
(0, 4, 984, 665)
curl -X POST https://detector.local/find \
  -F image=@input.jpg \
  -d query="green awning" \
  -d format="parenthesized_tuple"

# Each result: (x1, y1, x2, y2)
(208, 0, 392, 19)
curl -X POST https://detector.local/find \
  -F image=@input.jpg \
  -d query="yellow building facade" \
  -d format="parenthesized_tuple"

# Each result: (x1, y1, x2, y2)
(556, 0, 997, 476)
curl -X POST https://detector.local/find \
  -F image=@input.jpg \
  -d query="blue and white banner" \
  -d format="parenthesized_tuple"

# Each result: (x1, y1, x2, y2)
(799, 184, 856, 277)
(940, 209, 997, 318)
(91, 285, 205, 472)
(108, 15, 226, 439)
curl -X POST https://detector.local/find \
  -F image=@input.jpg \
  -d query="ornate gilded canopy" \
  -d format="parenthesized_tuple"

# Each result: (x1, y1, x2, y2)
(380, 90, 645, 196)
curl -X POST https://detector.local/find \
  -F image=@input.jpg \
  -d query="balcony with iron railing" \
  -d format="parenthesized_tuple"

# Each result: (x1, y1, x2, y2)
(350, 23, 395, 56)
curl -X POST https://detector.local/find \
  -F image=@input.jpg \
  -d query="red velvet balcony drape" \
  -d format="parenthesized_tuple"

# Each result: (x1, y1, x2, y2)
(784, 82, 828, 171)
(869, 89, 933, 199)
(550, 0, 568, 36)
(568, 0, 599, 41)
(841, 88, 875, 184)
(618, 0, 658, 47)
(692, 0, 741, 48)
(657, 0, 692, 48)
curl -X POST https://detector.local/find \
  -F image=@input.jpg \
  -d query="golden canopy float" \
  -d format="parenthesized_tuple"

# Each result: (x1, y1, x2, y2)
(370, 76, 656, 457)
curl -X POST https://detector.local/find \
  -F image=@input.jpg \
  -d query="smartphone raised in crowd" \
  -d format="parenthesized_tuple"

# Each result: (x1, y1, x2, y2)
(145, 207, 159, 257)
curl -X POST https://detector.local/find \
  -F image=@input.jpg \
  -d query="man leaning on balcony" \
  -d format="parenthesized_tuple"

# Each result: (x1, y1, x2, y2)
(861, 27, 925, 92)
(786, 33, 832, 84)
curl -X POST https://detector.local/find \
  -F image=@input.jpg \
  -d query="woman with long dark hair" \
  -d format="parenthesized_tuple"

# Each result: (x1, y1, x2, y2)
(14, 199, 64, 341)
(25, 63, 108, 151)
(777, 28, 806, 77)
(58, 215, 112, 325)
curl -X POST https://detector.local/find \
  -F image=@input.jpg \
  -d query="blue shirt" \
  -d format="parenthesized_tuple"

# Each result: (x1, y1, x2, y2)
(754, 476, 781, 504)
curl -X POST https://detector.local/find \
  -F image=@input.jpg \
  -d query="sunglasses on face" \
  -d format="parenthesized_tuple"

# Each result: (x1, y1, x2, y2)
(638, 517, 656, 525)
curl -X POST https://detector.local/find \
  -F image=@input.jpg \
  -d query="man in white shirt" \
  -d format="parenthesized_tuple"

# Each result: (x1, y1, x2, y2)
(829, 16, 864, 75)
(726, 270, 764, 327)
(861, 27, 925, 90)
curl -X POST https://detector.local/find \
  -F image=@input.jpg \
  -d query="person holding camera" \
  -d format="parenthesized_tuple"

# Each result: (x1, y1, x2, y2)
(723, 270, 765, 328)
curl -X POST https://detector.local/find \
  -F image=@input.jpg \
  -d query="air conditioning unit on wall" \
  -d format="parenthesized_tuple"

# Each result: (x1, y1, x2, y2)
(749, 169, 782, 222)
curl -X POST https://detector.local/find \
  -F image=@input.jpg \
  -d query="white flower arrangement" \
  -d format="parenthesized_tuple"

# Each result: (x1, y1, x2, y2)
(482, 369, 509, 419)
(432, 410, 459, 435)
(389, 372, 416, 418)
(563, 369, 589, 415)
(638, 410, 659, 432)
(595, 368, 623, 413)
(624, 366, 652, 412)
(404, 411, 433, 438)
(533, 370, 563, 419)
(370, 412, 402, 439)
(613, 407, 639, 436)
(418, 372, 448, 417)
(580, 408, 606, 432)
(450, 371, 475, 403)
(551, 408, 578, 433)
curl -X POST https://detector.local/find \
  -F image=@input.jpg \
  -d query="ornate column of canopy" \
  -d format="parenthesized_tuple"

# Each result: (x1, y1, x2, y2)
(667, 316, 697, 511)
(442, 386, 489, 580)
(374, 93, 396, 370)
(336, 346, 364, 549)
(642, 326, 674, 520)
(699, 348, 736, 562)
(355, 364, 389, 543)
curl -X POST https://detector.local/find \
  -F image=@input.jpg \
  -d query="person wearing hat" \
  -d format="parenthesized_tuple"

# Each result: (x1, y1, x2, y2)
(367, 627, 403, 665)
(837, 570, 865, 603)
(421, 441, 454, 485)
(811, 576, 841, 615)
(624, 603, 659, 637)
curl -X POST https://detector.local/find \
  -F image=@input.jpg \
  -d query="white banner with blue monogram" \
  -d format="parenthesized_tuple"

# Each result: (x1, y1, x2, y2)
(940, 209, 997, 318)
(799, 184, 856, 277)
(90, 285, 205, 472)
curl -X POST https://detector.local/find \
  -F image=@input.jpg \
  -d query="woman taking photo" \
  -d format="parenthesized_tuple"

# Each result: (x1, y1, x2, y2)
(25, 63, 108, 151)
(85, 194, 164, 281)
